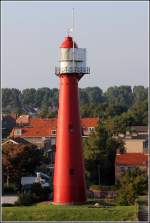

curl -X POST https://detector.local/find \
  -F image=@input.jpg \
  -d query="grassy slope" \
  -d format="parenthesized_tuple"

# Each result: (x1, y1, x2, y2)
(2, 202, 137, 221)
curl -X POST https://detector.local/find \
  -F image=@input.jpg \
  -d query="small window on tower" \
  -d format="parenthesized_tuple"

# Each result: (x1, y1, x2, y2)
(69, 168, 75, 175)
(69, 124, 74, 133)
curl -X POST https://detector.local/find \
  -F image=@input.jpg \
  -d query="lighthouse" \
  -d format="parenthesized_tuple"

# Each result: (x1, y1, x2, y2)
(53, 34, 90, 205)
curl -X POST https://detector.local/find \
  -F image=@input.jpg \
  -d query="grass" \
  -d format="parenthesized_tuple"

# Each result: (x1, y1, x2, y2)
(2, 201, 137, 221)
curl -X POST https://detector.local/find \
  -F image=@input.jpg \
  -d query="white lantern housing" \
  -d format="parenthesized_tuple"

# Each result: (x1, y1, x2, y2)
(55, 36, 90, 77)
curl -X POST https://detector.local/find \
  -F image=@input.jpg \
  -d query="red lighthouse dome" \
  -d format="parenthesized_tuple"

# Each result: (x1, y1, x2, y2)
(60, 36, 78, 48)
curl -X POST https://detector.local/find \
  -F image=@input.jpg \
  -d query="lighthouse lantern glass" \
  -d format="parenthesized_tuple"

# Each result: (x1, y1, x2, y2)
(59, 48, 86, 74)
(60, 48, 86, 62)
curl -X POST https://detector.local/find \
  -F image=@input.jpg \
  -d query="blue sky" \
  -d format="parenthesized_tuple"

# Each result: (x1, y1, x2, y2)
(1, 1, 149, 90)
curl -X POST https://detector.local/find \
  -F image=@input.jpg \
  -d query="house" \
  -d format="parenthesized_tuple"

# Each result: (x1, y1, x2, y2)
(10, 116, 99, 175)
(21, 172, 50, 191)
(16, 115, 30, 126)
(10, 116, 99, 149)
(115, 125, 148, 181)
(115, 153, 148, 181)
(81, 118, 99, 136)
(117, 126, 148, 154)
(123, 137, 148, 154)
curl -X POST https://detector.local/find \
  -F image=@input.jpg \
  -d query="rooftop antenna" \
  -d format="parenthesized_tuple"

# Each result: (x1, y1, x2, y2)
(67, 28, 69, 36)
(72, 8, 75, 72)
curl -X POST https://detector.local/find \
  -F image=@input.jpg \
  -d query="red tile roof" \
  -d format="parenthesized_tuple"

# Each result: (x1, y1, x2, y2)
(81, 118, 99, 128)
(19, 127, 51, 137)
(30, 118, 57, 128)
(115, 153, 148, 166)
(11, 117, 99, 138)
(16, 115, 99, 128)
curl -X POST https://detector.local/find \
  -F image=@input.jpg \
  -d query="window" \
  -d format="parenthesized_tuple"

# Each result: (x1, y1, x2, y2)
(51, 138, 56, 145)
(143, 140, 148, 153)
(120, 166, 125, 173)
(82, 127, 88, 136)
(15, 129, 22, 136)
(88, 127, 95, 133)
(143, 140, 148, 149)
(69, 168, 75, 175)
(69, 124, 74, 133)
(51, 130, 56, 135)
(128, 167, 135, 173)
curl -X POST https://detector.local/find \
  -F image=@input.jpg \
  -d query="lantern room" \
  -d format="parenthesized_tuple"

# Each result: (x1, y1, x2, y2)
(55, 36, 90, 76)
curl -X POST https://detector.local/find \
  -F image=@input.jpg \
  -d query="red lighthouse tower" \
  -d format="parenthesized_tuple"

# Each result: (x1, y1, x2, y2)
(53, 35, 90, 205)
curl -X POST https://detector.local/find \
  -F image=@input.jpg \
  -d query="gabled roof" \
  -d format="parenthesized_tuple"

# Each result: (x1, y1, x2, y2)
(115, 153, 148, 166)
(81, 118, 99, 128)
(2, 137, 31, 145)
(16, 115, 30, 125)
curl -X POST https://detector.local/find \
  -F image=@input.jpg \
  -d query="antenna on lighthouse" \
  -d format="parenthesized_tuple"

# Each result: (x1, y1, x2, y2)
(72, 8, 75, 72)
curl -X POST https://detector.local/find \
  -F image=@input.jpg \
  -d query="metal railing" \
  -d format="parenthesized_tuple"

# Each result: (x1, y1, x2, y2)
(55, 66, 90, 75)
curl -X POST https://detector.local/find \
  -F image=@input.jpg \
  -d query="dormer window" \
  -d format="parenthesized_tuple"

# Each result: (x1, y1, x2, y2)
(14, 129, 22, 136)
(88, 127, 95, 133)
(51, 130, 56, 135)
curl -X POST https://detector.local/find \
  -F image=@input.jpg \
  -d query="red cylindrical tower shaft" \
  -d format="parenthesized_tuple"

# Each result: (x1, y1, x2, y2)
(53, 36, 90, 205)
(53, 74, 86, 204)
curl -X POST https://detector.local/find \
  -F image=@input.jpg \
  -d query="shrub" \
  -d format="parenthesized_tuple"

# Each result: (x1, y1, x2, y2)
(15, 183, 50, 206)
(15, 192, 34, 206)
(40, 187, 50, 201)
(115, 168, 148, 205)
(2, 203, 14, 207)
(3, 184, 16, 194)
(31, 183, 43, 196)
(31, 183, 49, 202)
(116, 183, 136, 205)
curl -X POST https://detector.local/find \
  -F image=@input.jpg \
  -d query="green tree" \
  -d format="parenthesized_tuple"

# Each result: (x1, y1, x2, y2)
(84, 87, 104, 104)
(2, 86, 148, 125)
(2, 144, 42, 187)
(39, 105, 49, 118)
(2, 88, 22, 113)
(21, 88, 36, 107)
(107, 98, 148, 134)
(84, 120, 124, 185)
(133, 86, 148, 103)
(116, 168, 148, 205)
(127, 99, 148, 125)
(79, 89, 89, 105)
(50, 88, 59, 107)
(104, 86, 133, 109)
(105, 104, 128, 118)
